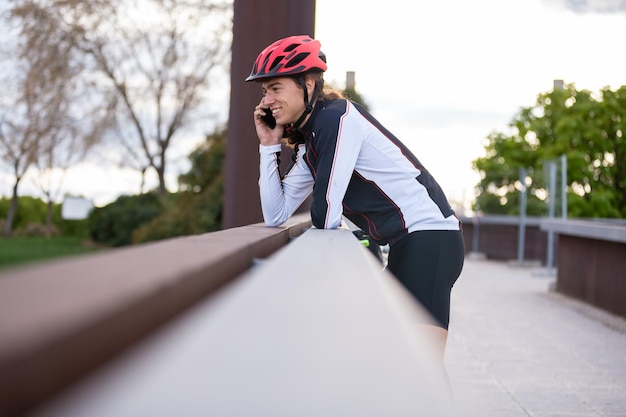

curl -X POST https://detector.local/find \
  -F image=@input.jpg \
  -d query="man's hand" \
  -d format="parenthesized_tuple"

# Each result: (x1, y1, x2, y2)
(254, 99, 283, 147)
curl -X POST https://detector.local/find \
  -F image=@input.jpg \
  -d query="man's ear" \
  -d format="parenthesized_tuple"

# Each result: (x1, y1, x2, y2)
(305, 76, 316, 96)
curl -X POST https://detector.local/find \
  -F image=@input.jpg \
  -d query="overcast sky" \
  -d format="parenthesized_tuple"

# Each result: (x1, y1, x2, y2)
(2, 0, 626, 211)
(315, 0, 626, 211)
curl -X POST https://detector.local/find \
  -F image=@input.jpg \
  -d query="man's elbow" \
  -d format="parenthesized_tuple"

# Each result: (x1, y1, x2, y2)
(265, 219, 284, 227)
(263, 212, 289, 227)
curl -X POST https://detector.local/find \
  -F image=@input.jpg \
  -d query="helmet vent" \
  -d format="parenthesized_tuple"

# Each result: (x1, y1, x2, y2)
(270, 55, 284, 70)
(285, 52, 309, 68)
(284, 43, 299, 52)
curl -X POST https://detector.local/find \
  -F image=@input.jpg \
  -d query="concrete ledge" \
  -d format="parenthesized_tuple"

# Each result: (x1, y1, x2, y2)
(0, 215, 311, 417)
(540, 218, 626, 319)
(541, 218, 626, 243)
(460, 215, 543, 226)
(31, 228, 454, 417)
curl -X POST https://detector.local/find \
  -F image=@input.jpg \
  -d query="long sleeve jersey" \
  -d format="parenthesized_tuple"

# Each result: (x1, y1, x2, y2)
(259, 99, 461, 246)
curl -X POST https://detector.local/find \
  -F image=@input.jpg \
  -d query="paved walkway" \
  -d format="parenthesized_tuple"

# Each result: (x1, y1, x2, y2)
(445, 258, 626, 417)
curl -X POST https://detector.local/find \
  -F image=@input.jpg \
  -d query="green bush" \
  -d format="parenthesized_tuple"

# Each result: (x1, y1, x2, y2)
(0, 196, 91, 237)
(132, 180, 223, 243)
(88, 192, 165, 247)
(132, 130, 225, 244)
(59, 218, 91, 237)
(0, 196, 47, 230)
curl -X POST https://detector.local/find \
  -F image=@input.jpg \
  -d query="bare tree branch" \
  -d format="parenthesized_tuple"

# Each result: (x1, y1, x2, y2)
(74, 0, 232, 194)
(1, 0, 110, 235)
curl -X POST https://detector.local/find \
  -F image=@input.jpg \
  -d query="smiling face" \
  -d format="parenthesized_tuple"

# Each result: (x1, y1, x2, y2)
(261, 76, 313, 126)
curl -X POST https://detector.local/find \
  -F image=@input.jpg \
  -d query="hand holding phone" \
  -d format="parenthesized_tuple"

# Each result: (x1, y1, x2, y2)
(260, 108, 276, 129)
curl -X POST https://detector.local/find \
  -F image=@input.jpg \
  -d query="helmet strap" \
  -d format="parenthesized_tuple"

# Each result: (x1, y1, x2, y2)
(282, 76, 323, 139)
(293, 76, 322, 130)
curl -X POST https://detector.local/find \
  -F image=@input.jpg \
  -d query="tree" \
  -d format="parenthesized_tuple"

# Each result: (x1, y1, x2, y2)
(69, 0, 231, 195)
(0, 100, 40, 237)
(473, 83, 626, 218)
(1, 1, 107, 236)
(7, 0, 231, 198)
(1, 7, 67, 236)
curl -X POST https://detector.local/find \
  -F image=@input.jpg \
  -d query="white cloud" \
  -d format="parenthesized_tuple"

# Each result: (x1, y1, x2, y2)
(540, 0, 626, 13)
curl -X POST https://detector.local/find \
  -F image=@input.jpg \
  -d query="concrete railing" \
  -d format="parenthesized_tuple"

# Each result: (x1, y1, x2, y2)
(1, 216, 454, 416)
(541, 219, 626, 319)
(460, 215, 550, 264)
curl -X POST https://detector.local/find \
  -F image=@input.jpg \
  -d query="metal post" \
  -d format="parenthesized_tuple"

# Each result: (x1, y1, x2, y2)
(517, 168, 527, 264)
(561, 154, 567, 219)
(546, 161, 557, 274)
(472, 215, 480, 254)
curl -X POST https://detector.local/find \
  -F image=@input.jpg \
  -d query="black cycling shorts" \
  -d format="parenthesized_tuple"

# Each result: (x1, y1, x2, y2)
(386, 230, 465, 330)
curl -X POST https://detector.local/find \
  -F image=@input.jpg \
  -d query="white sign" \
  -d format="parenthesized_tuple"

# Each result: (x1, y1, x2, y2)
(62, 197, 94, 220)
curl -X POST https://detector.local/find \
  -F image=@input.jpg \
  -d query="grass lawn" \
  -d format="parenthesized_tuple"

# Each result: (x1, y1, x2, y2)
(0, 236, 102, 270)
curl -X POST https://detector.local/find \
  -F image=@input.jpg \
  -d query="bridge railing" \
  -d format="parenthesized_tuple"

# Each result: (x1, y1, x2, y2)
(0, 215, 311, 416)
(459, 214, 626, 320)
(541, 218, 626, 319)
(0, 214, 454, 417)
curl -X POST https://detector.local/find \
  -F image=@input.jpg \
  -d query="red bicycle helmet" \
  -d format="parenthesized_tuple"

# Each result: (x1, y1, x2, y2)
(245, 35, 327, 82)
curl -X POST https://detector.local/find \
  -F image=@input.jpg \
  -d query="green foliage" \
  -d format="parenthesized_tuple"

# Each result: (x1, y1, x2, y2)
(0, 196, 89, 236)
(0, 196, 46, 229)
(178, 129, 226, 193)
(473, 83, 626, 218)
(88, 192, 165, 247)
(132, 129, 226, 243)
(59, 216, 91, 238)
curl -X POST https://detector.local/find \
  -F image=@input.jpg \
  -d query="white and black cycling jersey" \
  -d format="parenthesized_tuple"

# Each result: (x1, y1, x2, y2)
(259, 99, 461, 246)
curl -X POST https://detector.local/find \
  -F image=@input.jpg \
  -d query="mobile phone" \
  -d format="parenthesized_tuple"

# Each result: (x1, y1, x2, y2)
(260, 107, 276, 129)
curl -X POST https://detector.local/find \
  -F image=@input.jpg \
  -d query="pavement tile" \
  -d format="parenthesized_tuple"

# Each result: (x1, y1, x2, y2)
(445, 259, 626, 417)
